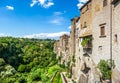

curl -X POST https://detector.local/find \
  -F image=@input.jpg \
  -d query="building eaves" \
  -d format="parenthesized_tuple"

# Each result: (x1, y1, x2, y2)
(112, 0, 120, 4)
(80, 0, 91, 11)
(71, 16, 80, 21)
(76, 17, 80, 22)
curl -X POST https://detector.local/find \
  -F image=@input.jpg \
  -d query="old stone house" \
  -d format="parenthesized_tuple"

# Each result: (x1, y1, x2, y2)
(54, 34, 69, 65)
(54, 40, 60, 58)
(54, 0, 120, 83)
(112, 0, 120, 82)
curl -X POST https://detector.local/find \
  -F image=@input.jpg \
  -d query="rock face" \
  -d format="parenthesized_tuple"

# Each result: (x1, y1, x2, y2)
(76, 55, 101, 83)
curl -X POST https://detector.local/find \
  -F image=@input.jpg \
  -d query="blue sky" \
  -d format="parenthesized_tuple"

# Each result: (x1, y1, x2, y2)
(0, 0, 87, 39)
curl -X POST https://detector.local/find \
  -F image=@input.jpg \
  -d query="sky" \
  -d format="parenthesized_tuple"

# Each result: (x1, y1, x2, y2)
(0, 0, 88, 39)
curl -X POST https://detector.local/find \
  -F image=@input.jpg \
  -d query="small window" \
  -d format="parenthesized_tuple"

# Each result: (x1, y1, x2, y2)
(114, 34, 118, 43)
(98, 46, 102, 51)
(84, 22, 86, 27)
(81, 24, 82, 28)
(103, 0, 107, 7)
(100, 26, 106, 37)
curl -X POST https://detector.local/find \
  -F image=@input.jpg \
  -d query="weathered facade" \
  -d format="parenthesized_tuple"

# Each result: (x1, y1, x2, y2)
(92, 0, 111, 65)
(54, 0, 120, 83)
(54, 40, 60, 58)
(54, 34, 70, 65)
(112, 0, 120, 82)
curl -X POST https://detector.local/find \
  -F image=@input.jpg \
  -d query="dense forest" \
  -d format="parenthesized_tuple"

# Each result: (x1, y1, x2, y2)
(0, 37, 64, 83)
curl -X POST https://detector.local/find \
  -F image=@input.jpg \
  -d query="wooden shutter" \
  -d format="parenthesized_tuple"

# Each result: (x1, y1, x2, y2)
(101, 26, 105, 36)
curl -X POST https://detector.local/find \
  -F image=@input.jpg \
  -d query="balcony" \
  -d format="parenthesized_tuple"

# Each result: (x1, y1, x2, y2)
(81, 36, 92, 54)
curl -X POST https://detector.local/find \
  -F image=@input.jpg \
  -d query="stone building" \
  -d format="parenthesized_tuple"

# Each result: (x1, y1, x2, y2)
(112, 0, 120, 82)
(59, 34, 69, 65)
(54, 40, 60, 58)
(54, 0, 120, 83)
(92, 0, 111, 65)
(76, 0, 101, 82)
(72, 17, 81, 80)
(70, 17, 78, 57)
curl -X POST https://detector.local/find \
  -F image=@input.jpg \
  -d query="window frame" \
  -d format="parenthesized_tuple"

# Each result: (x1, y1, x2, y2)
(99, 26, 106, 38)
(103, 0, 107, 7)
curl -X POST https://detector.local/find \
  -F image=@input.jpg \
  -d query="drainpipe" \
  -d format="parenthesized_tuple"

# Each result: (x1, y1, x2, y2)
(110, 0, 113, 82)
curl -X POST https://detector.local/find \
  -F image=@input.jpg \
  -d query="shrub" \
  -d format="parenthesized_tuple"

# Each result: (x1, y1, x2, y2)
(97, 60, 111, 80)
(81, 37, 92, 47)
(17, 76, 26, 83)
(18, 64, 26, 72)
(0, 58, 6, 66)
(66, 73, 72, 78)
(31, 69, 41, 81)
(72, 79, 76, 83)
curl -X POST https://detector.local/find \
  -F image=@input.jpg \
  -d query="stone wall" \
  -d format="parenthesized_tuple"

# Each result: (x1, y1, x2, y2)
(54, 0, 120, 83)
(112, 0, 120, 82)
(92, 0, 111, 64)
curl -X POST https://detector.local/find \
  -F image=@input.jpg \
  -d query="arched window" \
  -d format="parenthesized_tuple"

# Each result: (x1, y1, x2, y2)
(103, 0, 107, 7)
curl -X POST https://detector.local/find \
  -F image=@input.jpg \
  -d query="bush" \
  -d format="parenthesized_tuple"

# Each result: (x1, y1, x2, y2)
(72, 79, 76, 83)
(0, 58, 6, 66)
(66, 73, 72, 78)
(97, 60, 111, 80)
(18, 64, 26, 72)
(0, 78, 3, 83)
(17, 76, 26, 83)
(31, 69, 41, 81)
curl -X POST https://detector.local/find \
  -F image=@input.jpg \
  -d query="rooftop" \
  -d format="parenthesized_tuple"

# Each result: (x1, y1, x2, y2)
(80, 0, 91, 11)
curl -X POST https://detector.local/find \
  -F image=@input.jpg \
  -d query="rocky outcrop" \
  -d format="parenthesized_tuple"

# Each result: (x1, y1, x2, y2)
(76, 54, 101, 83)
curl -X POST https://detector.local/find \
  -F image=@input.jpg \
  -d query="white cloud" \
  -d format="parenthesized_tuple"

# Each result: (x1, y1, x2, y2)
(0, 33, 11, 37)
(30, 0, 54, 8)
(6, 5, 14, 10)
(68, 26, 71, 29)
(50, 17, 64, 25)
(50, 11, 66, 25)
(23, 32, 69, 39)
(43, 2, 54, 8)
(54, 11, 63, 16)
(77, 0, 89, 9)
(30, 0, 38, 7)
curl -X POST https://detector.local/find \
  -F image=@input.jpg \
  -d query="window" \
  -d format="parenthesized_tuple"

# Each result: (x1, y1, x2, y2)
(98, 46, 102, 51)
(114, 34, 118, 43)
(112, 0, 120, 7)
(84, 22, 86, 26)
(82, 22, 87, 28)
(100, 26, 106, 37)
(81, 24, 82, 28)
(103, 0, 107, 7)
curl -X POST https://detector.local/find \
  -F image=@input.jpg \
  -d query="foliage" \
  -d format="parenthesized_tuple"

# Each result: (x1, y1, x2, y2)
(30, 69, 41, 81)
(66, 72, 72, 78)
(97, 60, 112, 80)
(58, 56, 62, 61)
(72, 55, 76, 63)
(67, 60, 71, 68)
(0, 58, 6, 66)
(81, 37, 92, 47)
(72, 79, 76, 83)
(17, 64, 26, 73)
(0, 37, 63, 83)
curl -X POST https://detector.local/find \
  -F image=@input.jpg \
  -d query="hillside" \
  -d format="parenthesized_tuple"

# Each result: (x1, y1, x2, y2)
(0, 37, 63, 83)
